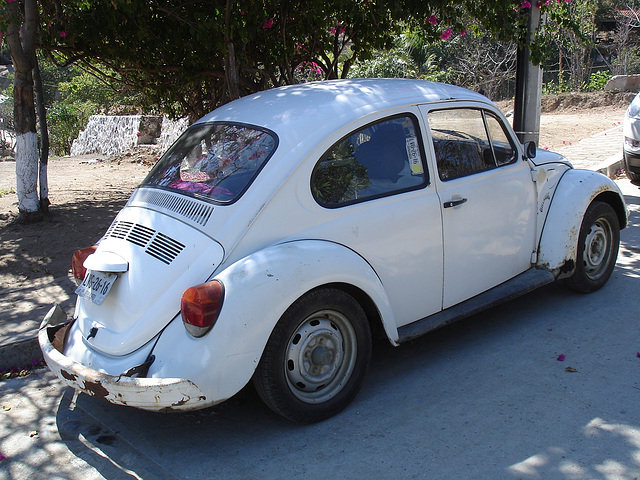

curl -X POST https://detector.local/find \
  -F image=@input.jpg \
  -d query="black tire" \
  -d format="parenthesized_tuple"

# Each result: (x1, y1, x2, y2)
(563, 201, 620, 293)
(623, 151, 640, 184)
(253, 288, 372, 423)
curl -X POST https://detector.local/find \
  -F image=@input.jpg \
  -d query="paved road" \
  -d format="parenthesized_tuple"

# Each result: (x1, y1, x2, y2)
(1, 177, 640, 480)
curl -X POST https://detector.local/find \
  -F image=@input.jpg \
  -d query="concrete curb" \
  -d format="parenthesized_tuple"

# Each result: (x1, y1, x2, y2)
(0, 336, 42, 371)
(596, 154, 624, 178)
(0, 275, 75, 371)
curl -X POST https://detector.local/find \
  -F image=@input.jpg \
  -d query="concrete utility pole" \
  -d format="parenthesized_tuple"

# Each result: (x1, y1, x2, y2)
(513, 5, 543, 145)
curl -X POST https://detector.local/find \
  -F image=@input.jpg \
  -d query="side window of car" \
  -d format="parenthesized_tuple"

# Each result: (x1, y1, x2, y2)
(428, 108, 517, 181)
(484, 113, 517, 166)
(311, 115, 428, 207)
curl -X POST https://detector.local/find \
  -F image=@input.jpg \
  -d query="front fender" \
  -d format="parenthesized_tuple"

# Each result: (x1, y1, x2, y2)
(148, 239, 396, 406)
(536, 169, 627, 277)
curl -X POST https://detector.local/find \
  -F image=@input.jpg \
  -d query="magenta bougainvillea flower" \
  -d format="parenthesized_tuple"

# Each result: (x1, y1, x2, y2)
(440, 29, 452, 40)
(557, 354, 566, 361)
(262, 18, 274, 29)
(60, 31, 69, 38)
(428, 16, 438, 25)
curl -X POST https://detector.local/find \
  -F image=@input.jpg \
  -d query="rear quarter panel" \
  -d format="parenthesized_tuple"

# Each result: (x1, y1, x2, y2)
(148, 240, 396, 405)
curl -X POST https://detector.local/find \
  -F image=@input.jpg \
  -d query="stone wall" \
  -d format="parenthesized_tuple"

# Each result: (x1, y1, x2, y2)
(605, 74, 640, 93)
(70, 115, 189, 156)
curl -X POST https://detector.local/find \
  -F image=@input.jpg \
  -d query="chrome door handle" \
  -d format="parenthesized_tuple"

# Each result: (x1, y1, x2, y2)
(443, 198, 468, 208)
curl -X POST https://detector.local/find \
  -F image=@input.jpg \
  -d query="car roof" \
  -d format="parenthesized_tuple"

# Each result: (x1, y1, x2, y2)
(196, 79, 491, 148)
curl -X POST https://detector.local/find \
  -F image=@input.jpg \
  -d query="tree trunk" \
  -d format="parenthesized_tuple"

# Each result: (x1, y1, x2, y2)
(33, 55, 50, 213)
(14, 82, 42, 222)
(5, 0, 43, 222)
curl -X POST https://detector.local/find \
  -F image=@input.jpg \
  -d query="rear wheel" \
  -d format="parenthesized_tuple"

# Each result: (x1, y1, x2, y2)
(564, 201, 619, 293)
(253, 288, 371, 423)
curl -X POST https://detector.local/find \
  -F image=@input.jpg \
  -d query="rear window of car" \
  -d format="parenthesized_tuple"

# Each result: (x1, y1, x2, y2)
(311, 115, 428, 207)
(142, 123, 277, 203)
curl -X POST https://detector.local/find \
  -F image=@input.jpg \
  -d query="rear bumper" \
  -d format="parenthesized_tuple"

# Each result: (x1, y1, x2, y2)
(39, 305, 208, 412)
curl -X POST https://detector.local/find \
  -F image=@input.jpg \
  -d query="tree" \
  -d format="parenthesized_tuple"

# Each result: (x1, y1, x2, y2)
(39, 0, 578, 121)
(1, 0, 47, 222)
(611, 3, 640, 74)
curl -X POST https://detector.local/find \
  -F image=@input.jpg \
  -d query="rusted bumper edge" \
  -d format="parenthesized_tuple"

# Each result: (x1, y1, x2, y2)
(38, 305, 208, 412)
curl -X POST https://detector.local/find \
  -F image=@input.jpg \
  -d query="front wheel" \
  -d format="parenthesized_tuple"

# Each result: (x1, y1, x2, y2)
(563, 201, 620, 293)
(253, 288, 372, 423)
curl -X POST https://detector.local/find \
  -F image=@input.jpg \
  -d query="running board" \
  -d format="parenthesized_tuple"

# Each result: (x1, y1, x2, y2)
(397, 269, 555, 343)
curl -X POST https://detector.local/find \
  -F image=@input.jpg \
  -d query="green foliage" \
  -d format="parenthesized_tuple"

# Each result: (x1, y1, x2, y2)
(46, 100, 92, 156)
(34, 0, 581, 120)
(542, 71, 573, 94)
(348, 46, 418, 79)
(583, 70, 612, 91)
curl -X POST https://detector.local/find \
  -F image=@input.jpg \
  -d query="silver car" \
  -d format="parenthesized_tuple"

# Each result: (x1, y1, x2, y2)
(623, 92, 640, 183)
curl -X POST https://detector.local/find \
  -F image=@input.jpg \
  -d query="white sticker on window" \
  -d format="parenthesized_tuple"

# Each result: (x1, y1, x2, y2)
(405, 137, 423, 175)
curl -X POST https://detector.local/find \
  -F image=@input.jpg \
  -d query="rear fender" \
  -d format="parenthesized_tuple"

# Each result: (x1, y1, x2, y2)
(148, 239, 396, 405)
(536, 169, 627, 278)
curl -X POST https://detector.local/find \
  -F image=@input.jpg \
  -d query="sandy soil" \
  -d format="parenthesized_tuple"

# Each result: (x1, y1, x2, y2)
(0, 92, 633, 290)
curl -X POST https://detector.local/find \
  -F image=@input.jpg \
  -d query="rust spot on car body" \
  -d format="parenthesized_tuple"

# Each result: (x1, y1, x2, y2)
(60, 370, 77, 382)
(84, 380, 110, 400)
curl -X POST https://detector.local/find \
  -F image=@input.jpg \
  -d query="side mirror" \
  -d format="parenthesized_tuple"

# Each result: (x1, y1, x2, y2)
(524, 141, 537, 159)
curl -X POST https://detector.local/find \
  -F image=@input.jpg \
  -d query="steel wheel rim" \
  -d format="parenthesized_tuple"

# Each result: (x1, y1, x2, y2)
(583, 217, 613, 280)
(285, 310, 357, 404)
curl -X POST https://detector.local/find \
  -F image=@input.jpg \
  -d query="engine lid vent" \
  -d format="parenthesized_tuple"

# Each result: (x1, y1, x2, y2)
(129, 188, 214, 226)
(104, 220, 185, 265)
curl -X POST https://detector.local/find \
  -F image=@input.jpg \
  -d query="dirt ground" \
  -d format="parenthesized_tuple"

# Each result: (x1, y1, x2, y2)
(0, 92, 634, 291)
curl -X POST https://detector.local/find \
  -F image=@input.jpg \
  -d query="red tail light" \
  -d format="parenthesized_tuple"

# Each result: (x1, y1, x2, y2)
(72, 246, 98, 280)
(181, 280, 224, 337)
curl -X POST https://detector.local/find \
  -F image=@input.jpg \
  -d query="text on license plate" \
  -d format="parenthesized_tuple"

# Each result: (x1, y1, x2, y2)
(75, 270, 118, 306)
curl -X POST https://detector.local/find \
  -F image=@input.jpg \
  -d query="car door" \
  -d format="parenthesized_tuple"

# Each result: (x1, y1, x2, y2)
(307, 113, 444, 326)
(420, 105, 538, 309)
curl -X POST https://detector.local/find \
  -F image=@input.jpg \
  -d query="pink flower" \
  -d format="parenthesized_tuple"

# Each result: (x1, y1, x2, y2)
(521, 0, 532, 8)
(460, 29, 466, 36)
(0, 453, 5, 461)
(5, 0, 18, 3)
(428, 16, 438, 25)
(636, 352, 640, 358)
(557, 354, 566, 361)
(262, 18, 274, 29)
(59, 31, 69, 38)
(440, 28, 452, 40)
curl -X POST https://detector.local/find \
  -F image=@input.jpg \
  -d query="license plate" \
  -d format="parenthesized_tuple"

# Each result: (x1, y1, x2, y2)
(75, 270, 118, 306)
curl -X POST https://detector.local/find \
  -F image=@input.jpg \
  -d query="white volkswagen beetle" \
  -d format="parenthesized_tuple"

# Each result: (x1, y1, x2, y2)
(40, 79, 627, 423)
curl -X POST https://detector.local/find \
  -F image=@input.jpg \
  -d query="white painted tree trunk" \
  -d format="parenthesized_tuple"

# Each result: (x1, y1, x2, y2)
(15, 131, 40, 213)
